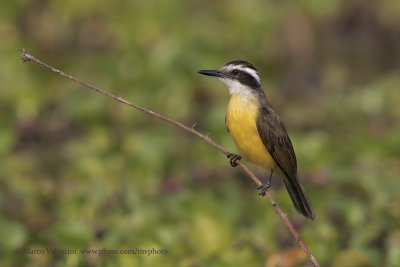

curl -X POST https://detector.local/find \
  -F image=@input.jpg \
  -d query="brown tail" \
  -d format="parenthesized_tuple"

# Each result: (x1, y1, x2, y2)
(283, 176, 316, 220)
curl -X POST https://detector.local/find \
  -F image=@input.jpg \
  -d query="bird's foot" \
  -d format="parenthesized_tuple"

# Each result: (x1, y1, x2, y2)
(227, 153, 241, 167)
(258, 171, 273, 196)
(257, 183, 271, 196)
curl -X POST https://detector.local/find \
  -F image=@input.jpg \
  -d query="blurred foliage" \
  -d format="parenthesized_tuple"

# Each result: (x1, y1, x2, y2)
(1, 0, 400, 266)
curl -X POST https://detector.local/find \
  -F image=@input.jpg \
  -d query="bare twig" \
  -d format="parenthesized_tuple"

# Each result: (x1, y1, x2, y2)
(17, 48, 319, 267)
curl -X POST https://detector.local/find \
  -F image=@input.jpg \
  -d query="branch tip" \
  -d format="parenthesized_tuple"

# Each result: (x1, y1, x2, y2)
(18, 48, 31, 63)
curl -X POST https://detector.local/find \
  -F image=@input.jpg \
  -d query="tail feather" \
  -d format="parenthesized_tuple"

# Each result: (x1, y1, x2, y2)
(283, 177, 316, 220)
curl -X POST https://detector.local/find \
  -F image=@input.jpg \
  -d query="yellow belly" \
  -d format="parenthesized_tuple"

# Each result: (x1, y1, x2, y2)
(226, 94, 277, 170)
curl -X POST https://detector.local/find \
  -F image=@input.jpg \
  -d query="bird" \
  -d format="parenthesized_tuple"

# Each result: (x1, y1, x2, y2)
(198, 60, 316, 220)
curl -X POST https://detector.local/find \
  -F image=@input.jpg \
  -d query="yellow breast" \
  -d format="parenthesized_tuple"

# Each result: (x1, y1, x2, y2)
(226, 94, 277, 170)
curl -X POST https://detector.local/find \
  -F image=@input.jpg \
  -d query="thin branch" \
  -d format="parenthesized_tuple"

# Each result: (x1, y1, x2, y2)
(17, 48, 319, 267)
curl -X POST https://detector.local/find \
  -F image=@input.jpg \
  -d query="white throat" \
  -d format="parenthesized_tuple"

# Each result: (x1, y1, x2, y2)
(218, 78, 255, 96)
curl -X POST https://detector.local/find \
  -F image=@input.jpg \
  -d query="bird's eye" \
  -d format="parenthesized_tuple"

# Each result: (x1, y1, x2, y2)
(231, 70, 239, 75)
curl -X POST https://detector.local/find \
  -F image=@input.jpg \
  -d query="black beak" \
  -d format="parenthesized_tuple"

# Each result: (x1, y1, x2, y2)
(197, 69, 222, 77)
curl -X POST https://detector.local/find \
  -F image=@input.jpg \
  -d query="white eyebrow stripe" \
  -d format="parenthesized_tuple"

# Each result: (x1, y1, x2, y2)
(222, 65, 261, 85)
(237, 66, 261, 85)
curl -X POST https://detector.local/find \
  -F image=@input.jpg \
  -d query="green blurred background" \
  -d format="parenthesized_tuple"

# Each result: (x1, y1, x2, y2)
(1, 0, 400, 266)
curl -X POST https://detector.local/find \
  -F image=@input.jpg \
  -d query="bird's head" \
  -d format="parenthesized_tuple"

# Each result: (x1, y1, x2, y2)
(198, 60, 262, 96)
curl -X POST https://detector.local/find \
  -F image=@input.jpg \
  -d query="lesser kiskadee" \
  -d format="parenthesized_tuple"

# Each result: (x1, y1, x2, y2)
(198, 60, 316, 220)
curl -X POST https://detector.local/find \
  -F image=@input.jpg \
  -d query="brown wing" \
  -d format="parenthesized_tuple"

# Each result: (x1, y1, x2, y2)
(256, 103, 316, 220)
(255, 105, 297, 179)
